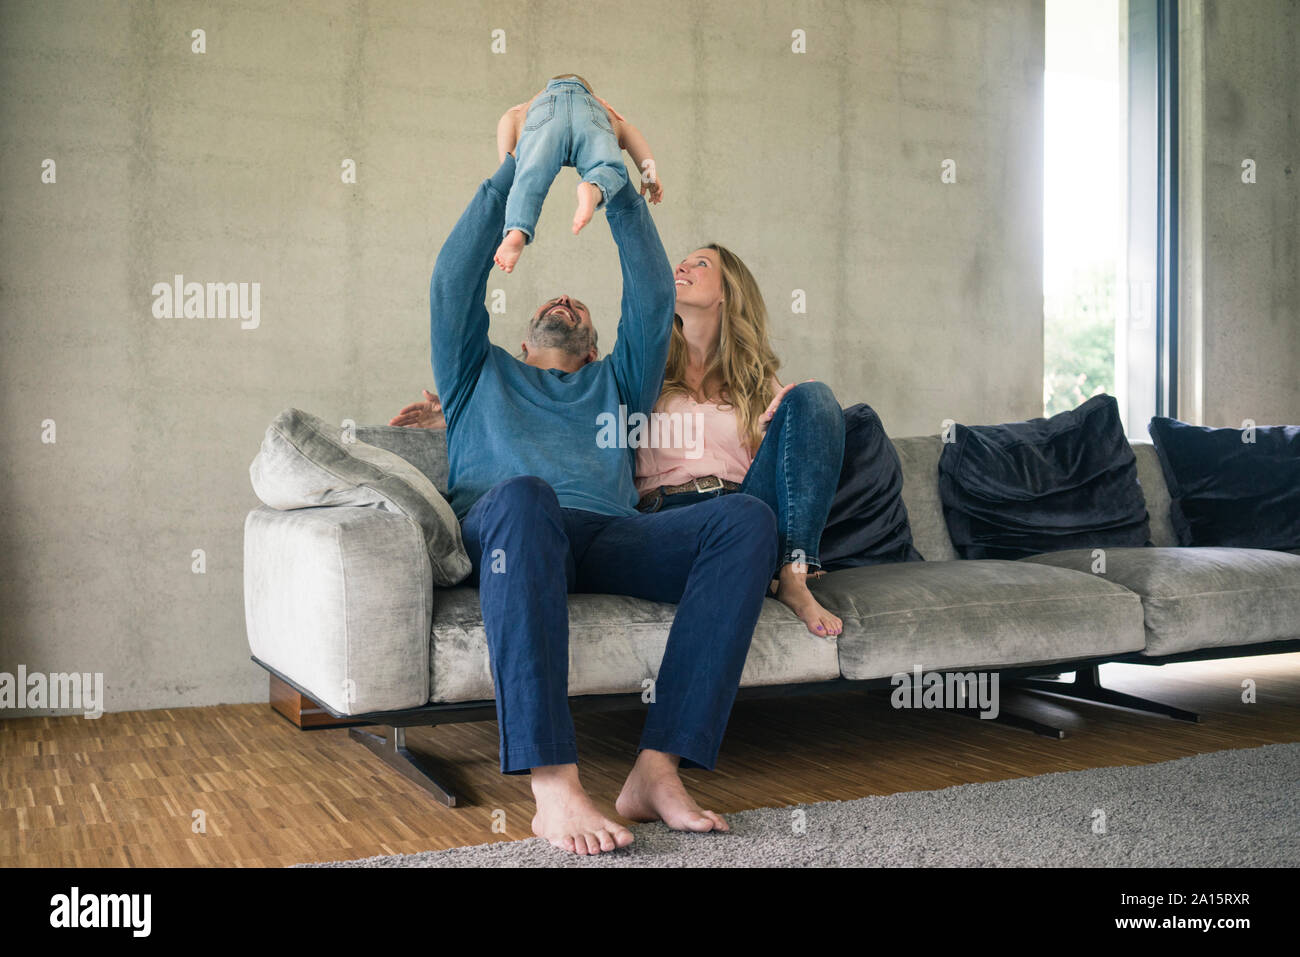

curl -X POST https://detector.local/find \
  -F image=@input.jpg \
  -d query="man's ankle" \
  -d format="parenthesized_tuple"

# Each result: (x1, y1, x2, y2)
(530, 762, 581, 791)
(634, 748, 680, 773)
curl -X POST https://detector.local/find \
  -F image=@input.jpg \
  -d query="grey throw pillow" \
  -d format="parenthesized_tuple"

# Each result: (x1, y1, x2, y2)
(249, 408, 471, 586)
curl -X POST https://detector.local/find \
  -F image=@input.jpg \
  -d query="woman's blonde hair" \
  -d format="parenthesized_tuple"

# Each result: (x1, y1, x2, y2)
(660, 243, 780, 453)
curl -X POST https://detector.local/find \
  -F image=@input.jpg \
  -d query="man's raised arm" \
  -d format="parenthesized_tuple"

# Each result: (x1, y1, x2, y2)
(603, 175, 677, 416)
(429, 154, 517, 427)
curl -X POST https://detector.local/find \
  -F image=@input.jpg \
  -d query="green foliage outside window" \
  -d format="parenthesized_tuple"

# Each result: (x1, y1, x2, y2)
(1044, 262, 1116, 416)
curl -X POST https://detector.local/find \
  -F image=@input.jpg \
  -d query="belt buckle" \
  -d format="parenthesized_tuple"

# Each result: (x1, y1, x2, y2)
(693, 476, 724, 494)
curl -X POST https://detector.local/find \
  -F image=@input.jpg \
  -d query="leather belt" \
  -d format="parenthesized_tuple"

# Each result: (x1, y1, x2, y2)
(638, 476, 741, 512)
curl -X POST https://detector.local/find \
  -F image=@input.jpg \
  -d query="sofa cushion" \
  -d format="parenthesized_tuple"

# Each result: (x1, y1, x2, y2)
(807, 559, 1145, 680)
(427, 593, 841, 704)
(1023, 547, 1300, 656)
(249, 408, 470, 586)
(938, 394, 1151, 559)
(893, 435, 958, 562)
(820, 403, 924, 569)
(1147, 417, 1300, 550)
(1132, 442, 1178, 547)
(355, 424, 450, 496)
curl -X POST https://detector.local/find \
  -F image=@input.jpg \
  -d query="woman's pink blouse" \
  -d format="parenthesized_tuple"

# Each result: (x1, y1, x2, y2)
(634, 393, 755, 494)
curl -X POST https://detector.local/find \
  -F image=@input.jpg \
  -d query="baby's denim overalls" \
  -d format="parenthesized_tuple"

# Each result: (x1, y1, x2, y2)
(505, 78, 628, 243)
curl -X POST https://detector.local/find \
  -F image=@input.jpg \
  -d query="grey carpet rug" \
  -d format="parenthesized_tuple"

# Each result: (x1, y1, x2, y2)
(298, 743, 1300, 867)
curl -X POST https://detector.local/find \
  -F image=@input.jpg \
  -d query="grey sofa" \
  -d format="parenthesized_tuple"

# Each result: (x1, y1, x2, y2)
(243, 425, 1300, 804)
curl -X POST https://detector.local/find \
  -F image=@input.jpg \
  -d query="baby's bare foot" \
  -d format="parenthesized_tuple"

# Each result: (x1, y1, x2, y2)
(573, 182, 602, 234)
(615, 750, 728, 833)
(494, 230, 526, 272)
(531, 764, 634, 855)
(776, 564, 842, 638)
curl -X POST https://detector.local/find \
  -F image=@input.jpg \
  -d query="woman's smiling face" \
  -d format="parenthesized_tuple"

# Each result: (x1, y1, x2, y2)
(674, 249, 724, 311)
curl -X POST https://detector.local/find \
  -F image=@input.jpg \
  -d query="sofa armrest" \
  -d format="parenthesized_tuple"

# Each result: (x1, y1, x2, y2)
(243, 504, 433, 715)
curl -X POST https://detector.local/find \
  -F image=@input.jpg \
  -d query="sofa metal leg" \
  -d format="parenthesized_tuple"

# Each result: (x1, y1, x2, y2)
(1014, 666, 1201, 723)
(349, 726, 460, 807)
(948, 705, 1067, 739)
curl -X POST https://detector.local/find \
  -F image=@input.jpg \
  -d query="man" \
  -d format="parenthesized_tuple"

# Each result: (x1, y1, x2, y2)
(420, 152, 778, 855)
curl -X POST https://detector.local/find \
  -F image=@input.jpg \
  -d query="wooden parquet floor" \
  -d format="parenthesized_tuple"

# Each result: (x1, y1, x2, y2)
(2, 655, 1298, 867)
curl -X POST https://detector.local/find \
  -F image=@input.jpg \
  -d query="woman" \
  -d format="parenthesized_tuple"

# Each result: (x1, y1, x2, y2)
(636, 244, 845, 637)
(391, 244, 846, 636)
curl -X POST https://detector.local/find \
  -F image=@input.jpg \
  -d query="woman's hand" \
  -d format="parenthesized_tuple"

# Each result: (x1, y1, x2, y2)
(389, 390, 446, 429)
(759, 380, 815, 431)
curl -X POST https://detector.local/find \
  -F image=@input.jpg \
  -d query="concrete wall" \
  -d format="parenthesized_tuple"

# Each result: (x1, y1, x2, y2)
(1180, 0, 1300, 427)
(0, 0, 1045, 714)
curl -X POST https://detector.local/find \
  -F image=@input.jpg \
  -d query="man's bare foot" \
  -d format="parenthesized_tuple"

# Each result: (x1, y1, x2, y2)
(530, 763, 634, 855)
(573, 182, 602, 234)
(775, 563, 843, 637)
(615, 749, 728, 833)
(494, 230, 526, 272)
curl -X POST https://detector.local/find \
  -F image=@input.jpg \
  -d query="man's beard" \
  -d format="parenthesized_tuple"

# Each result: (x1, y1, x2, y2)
(528, 312, 592, 357)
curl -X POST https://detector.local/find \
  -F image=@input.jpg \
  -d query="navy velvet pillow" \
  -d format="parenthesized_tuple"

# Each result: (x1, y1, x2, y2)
(1147, 417, 1300, 549)
(819, 403, 924, 570)
(938, 394, 1151, 560)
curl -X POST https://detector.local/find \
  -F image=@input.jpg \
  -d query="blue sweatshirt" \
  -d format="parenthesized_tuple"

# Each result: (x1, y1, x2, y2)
(430, 153, 676, 519)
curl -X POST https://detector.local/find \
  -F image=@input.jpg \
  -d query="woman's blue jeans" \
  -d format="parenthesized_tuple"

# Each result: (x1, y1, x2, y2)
(649, 381, 846, 570)
(505, 78, 628, 244)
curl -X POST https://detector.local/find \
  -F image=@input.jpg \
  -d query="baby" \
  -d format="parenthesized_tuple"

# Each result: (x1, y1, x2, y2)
(494, 74, 663, 273)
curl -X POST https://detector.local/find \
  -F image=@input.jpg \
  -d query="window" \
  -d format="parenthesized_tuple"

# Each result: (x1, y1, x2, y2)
(1044, 0, 1178, 435)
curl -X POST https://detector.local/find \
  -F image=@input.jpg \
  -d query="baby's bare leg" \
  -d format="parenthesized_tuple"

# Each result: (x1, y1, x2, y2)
(494, 229, 527, 272)
(572, 182, 602, 235)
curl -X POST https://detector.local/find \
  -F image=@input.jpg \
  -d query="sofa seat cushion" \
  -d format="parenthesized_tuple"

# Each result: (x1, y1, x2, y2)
(427, 592, 840, 704)
(808, 560, 1145, 680)
(1023, 547, 1300, 656)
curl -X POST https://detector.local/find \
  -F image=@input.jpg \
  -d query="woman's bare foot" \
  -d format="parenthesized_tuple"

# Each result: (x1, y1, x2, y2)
(615, 749, 728, 833)
(494, 230, 526, 272)
(573, 182, 602, 234)
(531, 763, 634, 855)
(775, 563, 842, 637)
